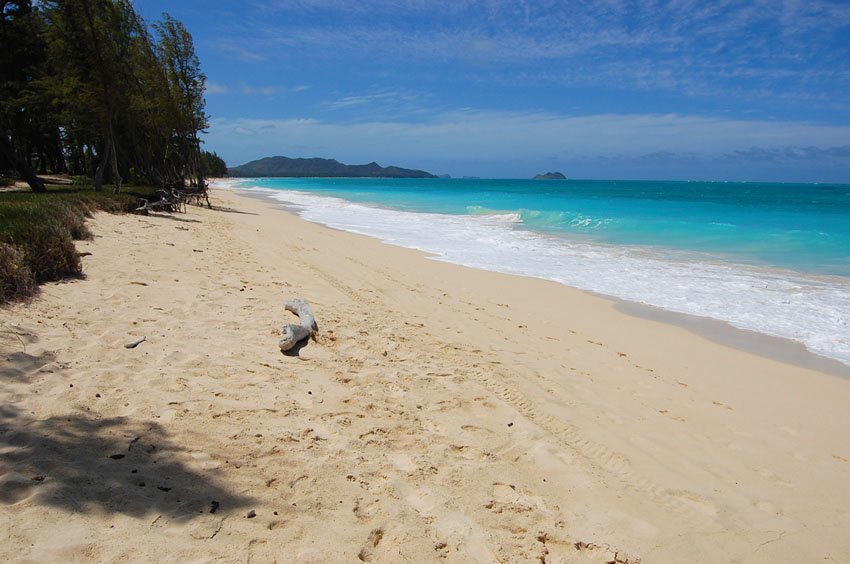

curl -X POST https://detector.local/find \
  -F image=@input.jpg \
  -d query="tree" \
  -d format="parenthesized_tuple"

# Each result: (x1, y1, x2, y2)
(201, 150, 227, 177)
(154, 14, 207, 189)
(0, 0, 48, 192)
(43, 0, 137, 192)
(0, 1, 209, 193)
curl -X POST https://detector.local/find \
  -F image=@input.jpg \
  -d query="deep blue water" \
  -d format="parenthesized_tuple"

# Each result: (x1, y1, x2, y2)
(221, 177, 850, 365)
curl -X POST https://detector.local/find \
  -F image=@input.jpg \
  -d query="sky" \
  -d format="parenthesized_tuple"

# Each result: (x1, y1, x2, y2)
(134, 0, 850, 182)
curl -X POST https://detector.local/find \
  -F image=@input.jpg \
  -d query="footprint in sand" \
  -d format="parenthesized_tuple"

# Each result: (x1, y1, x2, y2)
(188, 451, 222, 470)
(0, 471, 42, 505)
(755, 468, 793, 488)
(389, 453, 417, 473)
(666, 489, 717, 517)
(754, 499, 783, 515)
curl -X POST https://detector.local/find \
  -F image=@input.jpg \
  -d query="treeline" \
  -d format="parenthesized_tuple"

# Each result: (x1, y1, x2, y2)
(0, 0, 221, 193)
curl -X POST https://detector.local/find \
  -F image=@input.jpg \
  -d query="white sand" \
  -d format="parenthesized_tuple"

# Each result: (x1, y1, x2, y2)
(1, 187, 849, 563)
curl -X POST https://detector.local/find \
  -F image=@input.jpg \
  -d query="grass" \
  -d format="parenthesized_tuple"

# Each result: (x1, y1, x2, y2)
(0, 184, 160, 303)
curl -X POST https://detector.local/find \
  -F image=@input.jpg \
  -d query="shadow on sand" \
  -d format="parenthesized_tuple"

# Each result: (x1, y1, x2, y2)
(281, 337, 311, 357)
(0, 405, 253, 517)
(0, 350, 56, 383)
(210, 205, 258, 216)
(143, 212, 202, 224)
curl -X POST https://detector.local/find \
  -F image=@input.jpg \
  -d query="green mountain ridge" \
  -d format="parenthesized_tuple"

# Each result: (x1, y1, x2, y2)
(228, 156, 436, 178)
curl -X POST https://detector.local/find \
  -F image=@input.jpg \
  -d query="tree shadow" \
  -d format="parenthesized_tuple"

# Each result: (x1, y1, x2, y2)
(0, 350, 55, 382)
(0, 405, 253, 517)
(210, 205, 258, 216)
(143, 212, 202, 224)
(0, 325, 47, 382)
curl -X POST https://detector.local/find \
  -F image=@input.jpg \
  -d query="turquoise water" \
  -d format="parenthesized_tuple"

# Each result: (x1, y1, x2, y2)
(221, 177, 850, 365)
(239, 178, 850, 276)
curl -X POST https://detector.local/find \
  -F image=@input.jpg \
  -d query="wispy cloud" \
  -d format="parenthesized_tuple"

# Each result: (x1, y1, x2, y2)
(206, 81, 229, 94)
(322, 89, 433, 118)
(242, 85, 281, 96)
(204, 82, 309, 97)
(723, 145, 850, 163)
(226, 0, 850, 108)
(205, 110, 850, 180)
(214, 40, 266, 61)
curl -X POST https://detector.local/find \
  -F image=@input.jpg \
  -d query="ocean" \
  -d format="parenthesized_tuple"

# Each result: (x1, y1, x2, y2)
(220, 177, 850, 366)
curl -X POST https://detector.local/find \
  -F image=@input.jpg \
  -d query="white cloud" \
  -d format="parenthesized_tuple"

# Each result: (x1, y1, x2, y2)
(323, 90, 430, 115)
(242, 85, 281, 96)
(237, 84, 311, 96)
(214, 41, 266, 61)
(227, 0, 850, 104)
(206, 81, 229, 94)
(205, 110, 850, 180)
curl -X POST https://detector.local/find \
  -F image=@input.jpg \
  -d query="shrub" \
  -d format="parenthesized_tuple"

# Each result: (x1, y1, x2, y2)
(0, 242, 36, 303)
(0, 185, 163, 303)
(54, 202, 93, 240)
(18, 220, 82, 282)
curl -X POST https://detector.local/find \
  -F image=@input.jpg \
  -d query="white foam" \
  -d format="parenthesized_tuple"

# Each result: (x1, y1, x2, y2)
(210, 178, 244, 190)
(236, 184, 850, 366)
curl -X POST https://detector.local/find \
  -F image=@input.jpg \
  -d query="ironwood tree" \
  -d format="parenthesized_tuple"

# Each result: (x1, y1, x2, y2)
(0, 0, 209, 193)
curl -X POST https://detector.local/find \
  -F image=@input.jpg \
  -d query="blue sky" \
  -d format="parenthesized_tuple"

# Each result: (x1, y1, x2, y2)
(135, 0, 850, 181)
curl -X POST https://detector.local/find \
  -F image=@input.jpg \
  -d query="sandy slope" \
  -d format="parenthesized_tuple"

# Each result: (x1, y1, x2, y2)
(1, 187, 849, 563)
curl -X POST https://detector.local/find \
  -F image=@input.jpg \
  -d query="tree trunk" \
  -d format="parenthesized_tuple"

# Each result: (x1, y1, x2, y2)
(0, 126, 46, 193)
(193, 134, 210, 207)
(110, 146, 122, 193)
(94, 138, 111, 192)
(107, 121, 122, 193)
(84, 143, 94, 176)
(55, 146, 67, 173)
(52, 128, 67, 173)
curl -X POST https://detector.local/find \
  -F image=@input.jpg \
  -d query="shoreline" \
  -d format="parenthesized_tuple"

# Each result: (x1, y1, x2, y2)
(2, 186, 849, 562)
(230, 182, 850, 378)
(617, 299, 850, 379)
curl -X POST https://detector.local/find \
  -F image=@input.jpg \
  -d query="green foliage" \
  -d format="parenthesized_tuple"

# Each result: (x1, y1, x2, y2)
(0, 186, 158, 302)
(201, 150, 227, 177)
(71, 175, 93, 186)
(1, 1, 209, 192)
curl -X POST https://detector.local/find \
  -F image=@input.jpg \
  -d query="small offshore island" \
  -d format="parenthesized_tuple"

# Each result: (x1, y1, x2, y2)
(533, 171, 567, 180)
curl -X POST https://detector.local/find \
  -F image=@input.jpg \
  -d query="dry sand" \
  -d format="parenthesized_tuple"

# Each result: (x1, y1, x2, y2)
(1, 187, 849, 563)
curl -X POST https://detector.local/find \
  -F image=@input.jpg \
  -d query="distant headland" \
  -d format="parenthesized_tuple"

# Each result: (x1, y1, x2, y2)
(228, 156, 436, 178)
(533, 172, 567, 180)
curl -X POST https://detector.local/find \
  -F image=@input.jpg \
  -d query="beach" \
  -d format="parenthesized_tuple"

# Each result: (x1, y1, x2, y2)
(2, 186, 849, 562)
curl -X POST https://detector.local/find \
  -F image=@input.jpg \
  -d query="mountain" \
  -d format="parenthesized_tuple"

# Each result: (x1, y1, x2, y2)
(533, 171, 567, 180)
(228, 156, 436, 178)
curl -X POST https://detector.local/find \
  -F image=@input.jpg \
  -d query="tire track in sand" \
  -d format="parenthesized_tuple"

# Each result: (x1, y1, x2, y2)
(469, 367, 718, 518)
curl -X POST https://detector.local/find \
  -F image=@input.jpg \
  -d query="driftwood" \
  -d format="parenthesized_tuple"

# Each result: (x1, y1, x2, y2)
(279, 299, 318, 351)
(136, 189, 185, 214)
(135, 185, 209, 214)
(124, 336, 146, 349)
